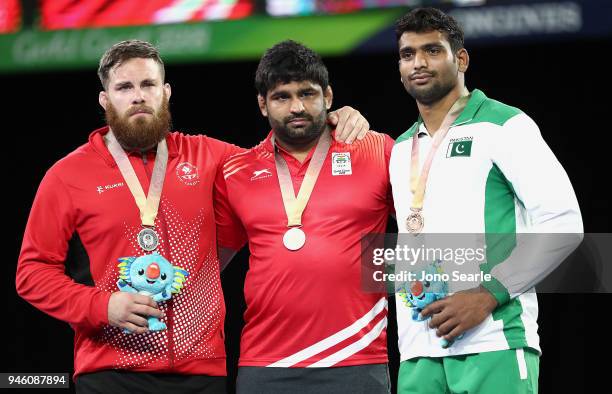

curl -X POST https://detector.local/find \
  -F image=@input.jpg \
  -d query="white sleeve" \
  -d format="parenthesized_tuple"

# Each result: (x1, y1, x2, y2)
(483, 113, 583, 303)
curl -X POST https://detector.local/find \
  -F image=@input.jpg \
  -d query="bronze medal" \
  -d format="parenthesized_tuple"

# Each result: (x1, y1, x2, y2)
(406, 210, 424, 234)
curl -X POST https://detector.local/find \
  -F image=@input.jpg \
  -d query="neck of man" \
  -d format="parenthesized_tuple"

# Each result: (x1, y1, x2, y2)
(417, 82, 466, 136)
(274, 125, 330, 163)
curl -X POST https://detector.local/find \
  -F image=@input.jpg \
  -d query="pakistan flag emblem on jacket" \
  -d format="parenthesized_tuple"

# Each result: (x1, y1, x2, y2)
(446, 137, 473, 157)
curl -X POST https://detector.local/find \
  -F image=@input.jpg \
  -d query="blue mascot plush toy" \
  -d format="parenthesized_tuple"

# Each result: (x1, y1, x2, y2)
(397, 260, 463, 348)
(116, 252, 189, 333)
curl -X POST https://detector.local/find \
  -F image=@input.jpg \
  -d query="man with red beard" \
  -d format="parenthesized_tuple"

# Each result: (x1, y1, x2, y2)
(16, 40, 369, 394)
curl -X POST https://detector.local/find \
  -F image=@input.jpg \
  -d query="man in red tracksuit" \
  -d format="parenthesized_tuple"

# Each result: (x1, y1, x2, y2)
(16, 40, 368, 394)
(214, 40, 395, 394)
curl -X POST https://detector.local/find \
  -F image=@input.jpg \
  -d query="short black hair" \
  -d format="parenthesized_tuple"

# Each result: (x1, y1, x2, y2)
(98, 40, 165, 89)
(395, 8, 465, 53)
(255, 40, 329, 97)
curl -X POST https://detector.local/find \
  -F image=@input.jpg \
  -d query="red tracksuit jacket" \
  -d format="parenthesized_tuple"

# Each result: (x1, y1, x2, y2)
(17, 126, 240, 377)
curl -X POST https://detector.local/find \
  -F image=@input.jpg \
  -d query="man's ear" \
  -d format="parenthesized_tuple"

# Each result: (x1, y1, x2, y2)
(164, 83, 172, 100)
(99, 90, 108, 111)
(324, 86, 333, 110)
(257, 95, 268, 117)
(456, 48, 469, 73)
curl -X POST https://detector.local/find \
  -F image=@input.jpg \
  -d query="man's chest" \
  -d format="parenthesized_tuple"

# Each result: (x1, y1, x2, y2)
(70, 155, 217, 235)
(229, 154, 389, 231)
(392, 127, 496, 200)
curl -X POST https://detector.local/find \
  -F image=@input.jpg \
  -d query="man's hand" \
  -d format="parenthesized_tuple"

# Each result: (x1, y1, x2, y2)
(108, 292, 164, 334)
(420, 286, 498, 343)
(328, 106, 369, 144)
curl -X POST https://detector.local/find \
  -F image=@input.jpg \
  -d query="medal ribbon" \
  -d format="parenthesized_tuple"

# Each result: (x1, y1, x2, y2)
(410, 89, 471, 210)
(272, 131, 331, 228)
(106, 131, 168, 227)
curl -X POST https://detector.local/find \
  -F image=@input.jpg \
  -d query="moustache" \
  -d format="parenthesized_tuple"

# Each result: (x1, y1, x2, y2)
(127, 106, 154, 116)
(284, 113, 313, 123)
(410, 71, 436, 80)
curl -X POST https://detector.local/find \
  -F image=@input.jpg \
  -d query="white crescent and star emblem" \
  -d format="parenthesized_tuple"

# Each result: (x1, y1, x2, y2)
(446, 139, 473, 158)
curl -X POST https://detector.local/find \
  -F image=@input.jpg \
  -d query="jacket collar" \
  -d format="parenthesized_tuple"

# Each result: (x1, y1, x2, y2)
(89, 126, 179, 167)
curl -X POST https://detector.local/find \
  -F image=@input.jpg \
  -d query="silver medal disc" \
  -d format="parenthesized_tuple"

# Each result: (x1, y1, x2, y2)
(137, 228, 159, 251)
(283, 228, 306, 251)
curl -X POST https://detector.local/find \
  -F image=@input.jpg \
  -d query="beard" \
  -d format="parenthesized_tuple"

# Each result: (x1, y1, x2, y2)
(105, 93, 172, 151)
(405, 71, 457, 106)
(269, 109, 328, 147)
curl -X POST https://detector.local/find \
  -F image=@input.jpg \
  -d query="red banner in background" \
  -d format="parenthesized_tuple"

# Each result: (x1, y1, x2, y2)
(41, 0, 253, 30)
(0, 0, 20, 33)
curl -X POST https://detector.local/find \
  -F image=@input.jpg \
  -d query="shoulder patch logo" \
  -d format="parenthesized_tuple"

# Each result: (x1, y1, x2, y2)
(446, 137, 473, 158)
(176, 162, 200, 185)
(332, 152, 352, 176)
(251, 168, 272, 181)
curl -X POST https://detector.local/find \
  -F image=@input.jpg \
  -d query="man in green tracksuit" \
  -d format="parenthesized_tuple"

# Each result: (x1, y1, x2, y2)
(390, 8, 583, 393)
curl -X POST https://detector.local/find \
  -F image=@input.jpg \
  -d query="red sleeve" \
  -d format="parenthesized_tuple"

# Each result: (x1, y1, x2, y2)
(214, 162, 248, 251)
(383, 133, 395, 215)
(16, 169, 111, 330)
(204, 135, 248, 250)
(204, 135, 246, 171)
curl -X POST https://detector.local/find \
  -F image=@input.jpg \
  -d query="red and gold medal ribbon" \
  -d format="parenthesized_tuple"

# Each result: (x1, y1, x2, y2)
(106, 131, 168, 227)
(410, 89, 471, 210)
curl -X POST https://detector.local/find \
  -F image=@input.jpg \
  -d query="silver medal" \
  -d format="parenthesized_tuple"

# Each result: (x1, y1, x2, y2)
(137, 227, 159, 251)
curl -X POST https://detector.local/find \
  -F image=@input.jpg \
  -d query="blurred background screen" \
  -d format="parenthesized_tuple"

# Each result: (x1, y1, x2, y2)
(2, 0, 485, 33)
(1, 0, 609, 73)
(265, 0, 484, 17)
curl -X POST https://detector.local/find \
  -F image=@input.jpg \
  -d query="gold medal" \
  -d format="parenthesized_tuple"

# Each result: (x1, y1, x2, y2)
(283, 227, 306, 251)
(272, 132, 330, 252)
